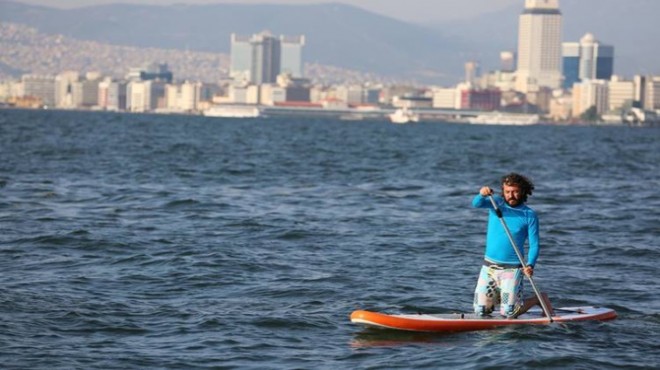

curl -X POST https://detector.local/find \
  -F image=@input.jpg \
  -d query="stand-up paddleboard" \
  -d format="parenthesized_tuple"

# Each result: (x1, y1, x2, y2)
(350, 306, 616, 333)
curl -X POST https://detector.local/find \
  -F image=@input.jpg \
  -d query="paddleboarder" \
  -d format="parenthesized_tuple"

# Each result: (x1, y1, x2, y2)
(472, 173, 554, 318)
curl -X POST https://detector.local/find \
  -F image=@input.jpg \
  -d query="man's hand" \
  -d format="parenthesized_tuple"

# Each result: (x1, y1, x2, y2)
(480, 186, 494, 197)
(523, 266, 534, 277)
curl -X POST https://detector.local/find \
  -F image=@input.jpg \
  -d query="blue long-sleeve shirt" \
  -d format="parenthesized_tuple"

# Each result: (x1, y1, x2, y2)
(472, 194, 540, 267)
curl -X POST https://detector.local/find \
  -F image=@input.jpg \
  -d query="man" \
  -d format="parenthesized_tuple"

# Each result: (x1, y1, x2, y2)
(472, 172, 553, 318)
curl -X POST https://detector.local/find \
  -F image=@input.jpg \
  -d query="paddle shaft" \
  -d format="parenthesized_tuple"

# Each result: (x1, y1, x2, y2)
(487, 195, 554, 322)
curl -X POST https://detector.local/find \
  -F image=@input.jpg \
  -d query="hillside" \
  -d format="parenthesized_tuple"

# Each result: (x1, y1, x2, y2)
(0, 1, 470, 84)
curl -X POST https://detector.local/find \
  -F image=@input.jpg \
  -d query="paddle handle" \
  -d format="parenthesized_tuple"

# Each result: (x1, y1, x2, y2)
(488, 195, 554, 322)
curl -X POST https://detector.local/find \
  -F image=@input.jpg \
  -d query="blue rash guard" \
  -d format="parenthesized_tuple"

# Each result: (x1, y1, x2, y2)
(472, 194, 540, 267)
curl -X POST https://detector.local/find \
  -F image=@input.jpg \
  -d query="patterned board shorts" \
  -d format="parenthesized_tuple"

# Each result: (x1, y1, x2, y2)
(473, 265, 524, 317)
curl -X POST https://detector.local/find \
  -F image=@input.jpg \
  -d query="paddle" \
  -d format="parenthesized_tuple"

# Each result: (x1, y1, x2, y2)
(488, 195, 554, 322)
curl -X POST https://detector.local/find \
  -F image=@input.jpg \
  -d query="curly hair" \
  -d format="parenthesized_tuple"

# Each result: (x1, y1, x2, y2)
(500, 173, 534, 202)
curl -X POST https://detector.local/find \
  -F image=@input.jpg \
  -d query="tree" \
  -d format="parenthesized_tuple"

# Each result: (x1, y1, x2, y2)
(580, 106, 599, 122)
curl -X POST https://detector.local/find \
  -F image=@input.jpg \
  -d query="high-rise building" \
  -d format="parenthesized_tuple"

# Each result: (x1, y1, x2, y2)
(516, 0, 563, 93)
(251, 32, 281, 85)
(230, 32, 304, 84)
(562, 33, 614, 89)
(230, 34, 253, 82)
(281, 35, 305, 78)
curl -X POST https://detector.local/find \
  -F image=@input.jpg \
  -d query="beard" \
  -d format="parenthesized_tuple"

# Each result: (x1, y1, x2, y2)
(505, 197, 521, 206)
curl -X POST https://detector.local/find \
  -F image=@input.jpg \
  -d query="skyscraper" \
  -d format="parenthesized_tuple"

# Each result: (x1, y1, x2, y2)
(230, 32, 304, 84)
(562, 33, 614, 89)
(516, 0, 563, 93)
(251, 32, 281, 85)
(280, 35, 305, 78)
(230, 34, 253, 82)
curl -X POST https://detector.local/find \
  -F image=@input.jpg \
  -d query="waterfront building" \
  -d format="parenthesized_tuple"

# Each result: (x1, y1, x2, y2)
(562, 33, 614, 89)
(515, 0, 563, 93)
(228, 84, 260, 105)
(127, 80, 150, 112)
(98, 78, 127, 111)
(22, 74, 56, 107)
(54, 71, 80, 108)
(362, 88, 381, 105)
(572, 79, 609, 118)
(393, 95, 433, 109)
(335, 85, 365, 105)
(460, 89, 502, 111)
(607, 76, 635, 112)
(165, 81, 202, 112)
(127, 80, 167, 112)
(633, 75, 646, 107)
(548, 90, 573, 121)
(0, 81, 24, 102)
(259, 84, 287, 106)
(431, 88, 458, 109)
(72, 74, 102, 108)
(643, 76, 660, 111)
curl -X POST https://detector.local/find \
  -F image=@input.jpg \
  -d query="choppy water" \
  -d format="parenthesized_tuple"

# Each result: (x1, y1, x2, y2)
(0, 109, 658, 369)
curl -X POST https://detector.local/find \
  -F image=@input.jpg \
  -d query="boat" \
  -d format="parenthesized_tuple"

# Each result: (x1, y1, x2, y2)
(204, 105, 261, 118)
(468, 112, 540, 125)
(350, 306, 616, 333)
(389, 107, 420, 124)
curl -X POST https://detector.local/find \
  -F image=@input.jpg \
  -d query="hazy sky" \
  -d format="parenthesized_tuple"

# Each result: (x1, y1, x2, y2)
(10, 0, 520, 22)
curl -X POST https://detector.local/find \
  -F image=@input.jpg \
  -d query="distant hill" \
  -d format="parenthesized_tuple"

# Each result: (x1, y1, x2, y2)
(428, 0, 660, 77)
(0, 1, 472, 85)
(1, 0, 657, 84)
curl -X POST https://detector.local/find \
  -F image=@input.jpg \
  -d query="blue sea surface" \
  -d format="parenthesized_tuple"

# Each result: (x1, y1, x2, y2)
(0, 109, 658, 369)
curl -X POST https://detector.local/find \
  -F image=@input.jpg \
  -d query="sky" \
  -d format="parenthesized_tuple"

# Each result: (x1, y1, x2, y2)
(10, 0, 521, 23)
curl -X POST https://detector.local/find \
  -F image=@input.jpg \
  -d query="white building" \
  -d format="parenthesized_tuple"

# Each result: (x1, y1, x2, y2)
(431, 87, 458, 109)
(127, 81, 148, 112)
(643, 76, 660, 111)
(607, 76, 635, 112)
(516, 0, 563, 93)
(22, 74, 56, 107)
(572, 79, 609, 118)
(0, 80, 24, 102)
(228, 84, 260, 104)
(98, 78, 128, 111)
(259, 84, 286, 106)
(335, 85, 364, 105)
(165, 81, 202, 112)
(54, 71, 80, 108)
(72, 76, 101, 108)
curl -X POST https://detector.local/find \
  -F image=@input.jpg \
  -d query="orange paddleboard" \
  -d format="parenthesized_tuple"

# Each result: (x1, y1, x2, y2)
(350, 306, 616, 332)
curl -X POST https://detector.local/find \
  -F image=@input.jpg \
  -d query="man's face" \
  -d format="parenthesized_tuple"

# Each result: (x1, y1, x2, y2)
(502, 184, 523, 207)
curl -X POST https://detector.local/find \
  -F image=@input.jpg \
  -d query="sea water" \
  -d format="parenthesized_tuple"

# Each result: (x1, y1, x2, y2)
(0, 109, 658, 369)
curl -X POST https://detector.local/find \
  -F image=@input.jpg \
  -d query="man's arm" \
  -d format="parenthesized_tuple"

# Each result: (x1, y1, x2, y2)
(526, 212, 540, 267)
